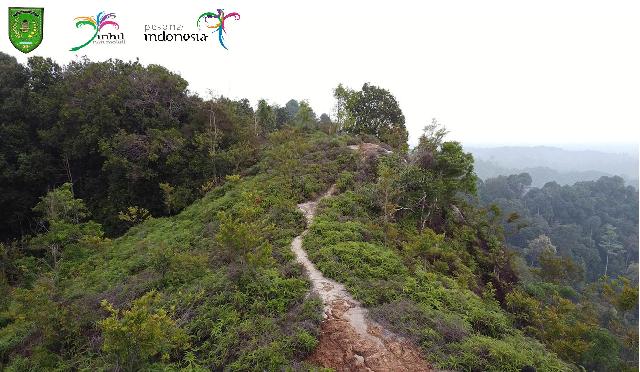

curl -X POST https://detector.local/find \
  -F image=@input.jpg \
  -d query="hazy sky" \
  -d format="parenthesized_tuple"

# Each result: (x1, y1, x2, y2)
(3, 0, 639, 146)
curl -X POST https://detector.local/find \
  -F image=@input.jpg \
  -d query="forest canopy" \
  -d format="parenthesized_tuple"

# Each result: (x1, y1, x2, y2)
(478, 173, 638, 282)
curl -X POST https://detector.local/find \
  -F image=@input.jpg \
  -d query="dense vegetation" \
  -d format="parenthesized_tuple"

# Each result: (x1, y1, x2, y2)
(0, 52, 322, 239)
(333, 83, 409, 152)
(1, 52, 637, 371)
(303, 127, 567, 371)
(477, 173, 639, 370)
(1, 125, 355, 370)
(474, 159, 624, 189)
(478, 173, 638, 281)
(303, 125, 637, 370)
(1, 52, 348, 370)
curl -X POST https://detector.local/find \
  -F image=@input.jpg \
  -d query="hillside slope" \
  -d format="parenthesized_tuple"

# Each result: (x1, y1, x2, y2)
(2, 129, 635, 371)
(1, 54, 636, 372)
(1, 129, 354, 370)
(302, 167, 570, 371)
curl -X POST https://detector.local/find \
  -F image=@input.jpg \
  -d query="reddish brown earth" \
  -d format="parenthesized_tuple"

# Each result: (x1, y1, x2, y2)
(293, 183, 432, 372)
(307, 298, 432, 372)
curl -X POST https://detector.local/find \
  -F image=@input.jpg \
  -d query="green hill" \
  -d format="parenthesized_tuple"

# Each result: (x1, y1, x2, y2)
(1, 54, 637, 371)
(0, 128, 573, 371)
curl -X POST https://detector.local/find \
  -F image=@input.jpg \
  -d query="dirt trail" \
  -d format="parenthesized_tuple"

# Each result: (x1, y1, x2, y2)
(292, 186, 432, 372)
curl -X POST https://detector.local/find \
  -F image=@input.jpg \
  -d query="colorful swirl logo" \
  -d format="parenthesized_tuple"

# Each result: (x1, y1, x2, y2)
(197, 9, 240, 50)
(70, 11, 119, 51)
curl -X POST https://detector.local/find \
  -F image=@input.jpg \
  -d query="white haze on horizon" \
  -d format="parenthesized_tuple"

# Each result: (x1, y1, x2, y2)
(2, 0, 639, 147)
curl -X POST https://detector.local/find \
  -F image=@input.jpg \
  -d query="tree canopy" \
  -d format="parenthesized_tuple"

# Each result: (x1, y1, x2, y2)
(0, 53, 316, 239)
(334, 83, 409, 151)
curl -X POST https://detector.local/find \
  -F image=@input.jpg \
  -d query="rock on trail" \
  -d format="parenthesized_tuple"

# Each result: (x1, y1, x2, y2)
(292, 185, 432, 372)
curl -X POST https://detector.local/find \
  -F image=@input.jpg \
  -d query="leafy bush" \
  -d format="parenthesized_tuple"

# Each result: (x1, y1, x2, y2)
(336, 171, 355, 192)
(99, 291, 189, 370)
(440, 335, 571, 372)
(466, 306, 512, 338)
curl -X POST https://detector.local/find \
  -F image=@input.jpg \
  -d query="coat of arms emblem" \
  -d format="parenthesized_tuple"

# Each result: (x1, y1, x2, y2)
(9, 7, 44, 53)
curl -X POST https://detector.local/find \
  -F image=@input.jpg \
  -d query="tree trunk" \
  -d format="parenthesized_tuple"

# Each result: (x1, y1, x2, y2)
(64, 155, 74, 195)
(207, 101, 219, 181)
(254, 114, 259, 137)
(51, 243, 60, 270)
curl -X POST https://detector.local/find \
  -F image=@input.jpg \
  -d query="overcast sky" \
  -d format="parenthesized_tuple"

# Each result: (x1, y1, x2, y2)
(3, 0, 639, 147)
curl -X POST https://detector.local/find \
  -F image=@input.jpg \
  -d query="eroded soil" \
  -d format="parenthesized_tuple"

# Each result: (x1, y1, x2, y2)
(292, 186, 432, 372)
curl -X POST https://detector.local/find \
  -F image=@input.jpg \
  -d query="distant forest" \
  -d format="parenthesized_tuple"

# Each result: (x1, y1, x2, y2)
(470, 146, 639, 188)
(478, 173, 639, 282)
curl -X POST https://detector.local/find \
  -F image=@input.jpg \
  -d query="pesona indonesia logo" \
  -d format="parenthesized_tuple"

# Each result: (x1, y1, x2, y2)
(197, 8, 240, 50)
(143, 23, 210, 43)
(70, 11, 123, 51)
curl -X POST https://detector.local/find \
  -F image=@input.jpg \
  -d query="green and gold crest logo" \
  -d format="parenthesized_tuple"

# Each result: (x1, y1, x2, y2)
(8, 7, 44, 53)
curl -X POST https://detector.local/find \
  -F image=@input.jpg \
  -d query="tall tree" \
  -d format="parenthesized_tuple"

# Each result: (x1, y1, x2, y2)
(525, 234, 557, 266)
(0, 54, 57, 239)
(284, 99, 300, 120)
(256, 99, 276, 134)
(332, 83, 353, 132)
(600, 224, 624, 277)
(400, 122, 476, 230)
(30, 183, 103, 270)
(294, 100, 317, 127)
(334, 83, 409, 151)
(318, 113, 333, 133)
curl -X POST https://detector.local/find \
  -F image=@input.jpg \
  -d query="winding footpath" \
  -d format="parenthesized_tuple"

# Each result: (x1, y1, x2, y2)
(292, 185, 432, 372)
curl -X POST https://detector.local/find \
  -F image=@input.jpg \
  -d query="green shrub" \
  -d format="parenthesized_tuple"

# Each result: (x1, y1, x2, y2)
(371, 299, 469, 349)
(293, 329, 319, 353)
(0, 321, 33, 360)
(336, 171, 355, 192)
(580, 328, 624, 372)
(3, 355, 30, 372)
(505, 289, 541, 330)
(99, 291, 189, 370)
(441, 335, 571, 372)
(466, 306, 512, 338)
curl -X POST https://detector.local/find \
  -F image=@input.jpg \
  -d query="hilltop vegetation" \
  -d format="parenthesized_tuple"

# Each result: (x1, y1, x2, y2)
(0, 52, 333, 240)
(1, 52, 637, 371)
(303, 139, 568, 370)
